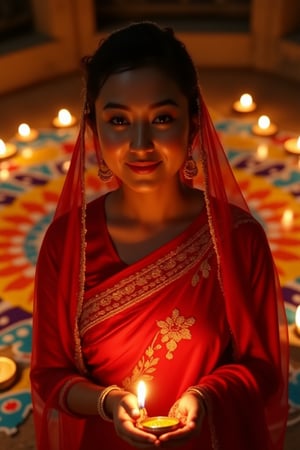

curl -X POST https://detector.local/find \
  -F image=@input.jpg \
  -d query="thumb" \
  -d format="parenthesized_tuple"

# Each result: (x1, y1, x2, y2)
(120, 393, 141, 418)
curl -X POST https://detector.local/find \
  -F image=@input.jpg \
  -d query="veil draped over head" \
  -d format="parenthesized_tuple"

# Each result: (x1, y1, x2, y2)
(31, 22, 288, 450)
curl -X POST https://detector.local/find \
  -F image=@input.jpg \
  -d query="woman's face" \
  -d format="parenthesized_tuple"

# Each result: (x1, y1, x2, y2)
(95, 66, 191, 193)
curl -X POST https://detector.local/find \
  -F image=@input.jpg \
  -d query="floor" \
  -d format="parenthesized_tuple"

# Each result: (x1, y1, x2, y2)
(0, 67, 300, 449)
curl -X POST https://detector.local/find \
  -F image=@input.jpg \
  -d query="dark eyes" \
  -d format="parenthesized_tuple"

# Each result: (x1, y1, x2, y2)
(153, 114, 174, 124)
(108, 114, 174, 127)
(109, 116, 129, 126)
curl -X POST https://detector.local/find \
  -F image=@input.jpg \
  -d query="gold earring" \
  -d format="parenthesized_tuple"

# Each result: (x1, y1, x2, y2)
(183, 149, 198, 179)
(98, 160, 113, 182)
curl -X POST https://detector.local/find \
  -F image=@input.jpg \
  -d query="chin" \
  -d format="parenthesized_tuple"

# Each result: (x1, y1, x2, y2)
(125, 180, 163, 194)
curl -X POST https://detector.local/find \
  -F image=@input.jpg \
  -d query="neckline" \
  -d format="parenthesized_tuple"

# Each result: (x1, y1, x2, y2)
(101, 192, 206, 267)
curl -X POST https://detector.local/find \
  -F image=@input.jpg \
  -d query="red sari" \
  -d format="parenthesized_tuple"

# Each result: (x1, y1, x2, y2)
(30, 97, 288, 450)
(31, 192, 286, 450)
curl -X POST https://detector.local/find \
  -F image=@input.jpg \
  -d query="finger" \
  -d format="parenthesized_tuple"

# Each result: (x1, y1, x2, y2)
(117, 419, 159, 448)
(158, 422, 196, 443)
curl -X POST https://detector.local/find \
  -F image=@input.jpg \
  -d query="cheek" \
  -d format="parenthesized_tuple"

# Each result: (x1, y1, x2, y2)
(97, 124, 125, 152)
(158, 124, 189, 152)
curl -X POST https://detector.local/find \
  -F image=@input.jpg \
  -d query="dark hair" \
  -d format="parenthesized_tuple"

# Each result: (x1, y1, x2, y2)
(82, 21, 200, 122)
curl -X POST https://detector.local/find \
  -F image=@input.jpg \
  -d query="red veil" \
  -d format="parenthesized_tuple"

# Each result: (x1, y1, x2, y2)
(30, 89, 289, 449)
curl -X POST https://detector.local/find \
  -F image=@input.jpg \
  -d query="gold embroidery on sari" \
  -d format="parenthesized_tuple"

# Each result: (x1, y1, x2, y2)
(80, 225, 212, 335)
(158, 309, 195, 360)
(123, 309, 195, 390)
(191, 248, 214, 286)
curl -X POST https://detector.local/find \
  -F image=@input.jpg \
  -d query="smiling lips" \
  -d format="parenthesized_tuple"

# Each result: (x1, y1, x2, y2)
(126, 161, 162, 174)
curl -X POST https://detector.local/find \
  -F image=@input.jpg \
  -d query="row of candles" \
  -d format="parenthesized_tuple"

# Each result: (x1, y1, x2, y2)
(0, 108, 77, 160)
(0, 96, 300, 159)
(233, 93, 300, 153)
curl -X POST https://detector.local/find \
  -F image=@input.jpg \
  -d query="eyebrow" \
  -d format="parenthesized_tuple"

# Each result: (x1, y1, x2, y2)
(103, 99, 179, 110)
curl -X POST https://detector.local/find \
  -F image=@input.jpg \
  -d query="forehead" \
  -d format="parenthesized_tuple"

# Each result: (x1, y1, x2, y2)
(96, 66, 187, 107)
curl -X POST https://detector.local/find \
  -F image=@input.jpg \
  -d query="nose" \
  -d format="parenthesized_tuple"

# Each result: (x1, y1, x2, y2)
(130, 121, 154, 152)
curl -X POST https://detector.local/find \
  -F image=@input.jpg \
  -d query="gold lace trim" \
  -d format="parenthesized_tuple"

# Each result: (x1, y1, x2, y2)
(80, 224, 212, 336)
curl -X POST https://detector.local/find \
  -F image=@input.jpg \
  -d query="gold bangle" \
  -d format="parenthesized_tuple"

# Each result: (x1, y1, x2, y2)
(96, 385, 121, 421)
(185, 386, 208, 413)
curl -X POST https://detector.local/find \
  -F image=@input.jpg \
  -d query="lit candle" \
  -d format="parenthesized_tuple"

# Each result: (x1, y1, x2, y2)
(0, 356, 17, 390)
(0, 167, 10, 180)
(136, 381, 180, 435)
(62, 160, 71, 172)
(16, 123, 39, 142)
(295, 306, 300, 337)
(252, 115, 278, 137)
(284, 136, 300, 155)
(52, 108, 77, 128)
(233, 93, 257, 113)
(0, 139, 17, 160)
(21, 147, 33, 159)
(281, 208, 294, 231)
(256, 144, 269, 161)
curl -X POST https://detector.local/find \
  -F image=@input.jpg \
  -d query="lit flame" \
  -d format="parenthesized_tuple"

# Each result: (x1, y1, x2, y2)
(18, 123, 31, 137)
(296, 306, 300, 330)
(22, 148, 33, 159)
(0, 139, 7, 156)
(0, 168, 9, 180)
(281, 208, 294, 230)
(62, 160, 71, 172)
(58, 108, 72, 126)
(137, 380, 146, 409)
(297, 136, 300, 149)
(258, 115, 270, 130)
(240, 93, 253, 107)
(256, 144, 268, 161)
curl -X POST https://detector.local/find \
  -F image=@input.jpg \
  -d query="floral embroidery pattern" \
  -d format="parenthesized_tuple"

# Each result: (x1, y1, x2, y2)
(191, 249, 214, 286)
(157, 309, 195, 360)
(123, 309, 195, 389)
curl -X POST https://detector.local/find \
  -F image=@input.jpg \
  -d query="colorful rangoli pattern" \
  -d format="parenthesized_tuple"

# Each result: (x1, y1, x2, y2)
(0, 119, 299, 434)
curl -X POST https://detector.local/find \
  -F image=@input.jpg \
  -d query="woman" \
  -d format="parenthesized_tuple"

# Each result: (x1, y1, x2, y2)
(30, 22, 288, 450)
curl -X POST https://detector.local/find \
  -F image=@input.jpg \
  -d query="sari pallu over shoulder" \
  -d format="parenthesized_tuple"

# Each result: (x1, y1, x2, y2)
(30, 98, 288, 450)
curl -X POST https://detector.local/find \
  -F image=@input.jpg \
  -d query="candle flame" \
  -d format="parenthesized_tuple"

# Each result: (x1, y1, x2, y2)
(281, 208, 294, 230)
(297, 136, 300, 149)
(240, 93, 253, 107)
(258, 115, 270, 130)
(256, 144, 268, 161)
(18, 123, 31, 137)
(296, 306, 300, 329)
(58, 108, 72, 126)
(137, 380, 146, 409)
(0, 139, 6, 156)
(0, 168, 9, 180)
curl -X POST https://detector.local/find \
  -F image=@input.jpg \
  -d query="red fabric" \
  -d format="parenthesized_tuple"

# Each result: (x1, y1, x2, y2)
(30, 99, 288, 450)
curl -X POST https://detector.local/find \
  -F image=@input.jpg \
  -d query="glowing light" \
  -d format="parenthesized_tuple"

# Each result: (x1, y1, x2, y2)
(17, 123, 38, 142)
(295, 306, 300, 336)
(137, 381, 146, 409)
(281, 208, 294, 231)
(252, 115, 277, 136)
(256, 144, 269, 161)
(258, 115, 270, 130)
(52, 109, 77, 128)
(284, 136, 300, 155)
(0, 139, 17, 159)
(233, 93, 256, 112)
(58, 109, 72, 126)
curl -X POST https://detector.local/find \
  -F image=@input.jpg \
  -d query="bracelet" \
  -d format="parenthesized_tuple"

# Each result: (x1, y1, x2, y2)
(185, 386, 208, 413)
(96, 385, 122, 421)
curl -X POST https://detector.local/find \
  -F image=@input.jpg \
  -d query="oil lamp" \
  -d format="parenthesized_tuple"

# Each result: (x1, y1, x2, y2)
(136, 381, 180, 435)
